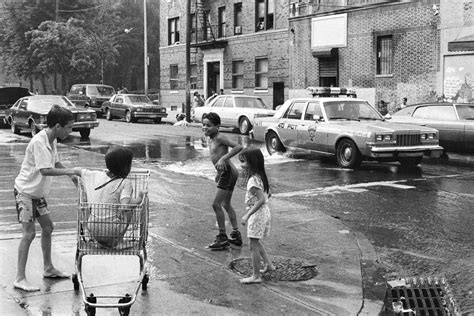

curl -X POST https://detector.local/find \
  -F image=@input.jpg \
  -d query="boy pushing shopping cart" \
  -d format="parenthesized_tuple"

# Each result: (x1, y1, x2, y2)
(72, 146, 150, 316)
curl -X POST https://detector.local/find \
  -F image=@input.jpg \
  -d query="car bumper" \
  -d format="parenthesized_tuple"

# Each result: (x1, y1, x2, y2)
(72, 121, 99, 130)
(134, 113, 168, 119)
(368, 145, 444, 158)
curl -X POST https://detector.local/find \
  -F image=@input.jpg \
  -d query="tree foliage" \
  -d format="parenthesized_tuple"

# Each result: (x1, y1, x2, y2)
(0, 1, 151, 91)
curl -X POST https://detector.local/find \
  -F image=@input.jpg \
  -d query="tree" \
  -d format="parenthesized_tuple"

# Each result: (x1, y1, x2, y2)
(27, 19, 94, 94)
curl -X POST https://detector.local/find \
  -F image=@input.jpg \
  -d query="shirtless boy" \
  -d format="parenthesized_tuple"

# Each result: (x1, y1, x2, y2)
(202, 113, 243, 249)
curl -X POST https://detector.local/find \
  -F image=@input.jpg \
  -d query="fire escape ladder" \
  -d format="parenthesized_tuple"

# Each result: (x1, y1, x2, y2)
(196, 0, 215, 43)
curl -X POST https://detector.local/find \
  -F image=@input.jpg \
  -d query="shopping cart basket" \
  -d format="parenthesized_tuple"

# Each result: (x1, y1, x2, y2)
(73, 170, 150, 316)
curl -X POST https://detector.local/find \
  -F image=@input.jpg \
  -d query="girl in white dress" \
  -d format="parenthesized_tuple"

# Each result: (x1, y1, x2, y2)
(239, 147, 275, 284)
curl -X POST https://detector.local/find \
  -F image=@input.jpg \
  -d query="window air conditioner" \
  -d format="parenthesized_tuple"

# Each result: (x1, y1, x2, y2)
(235, 25, 242, 35)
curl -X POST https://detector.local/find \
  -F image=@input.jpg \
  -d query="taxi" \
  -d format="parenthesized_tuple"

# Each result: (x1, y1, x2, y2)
(250, 87, 443, 168)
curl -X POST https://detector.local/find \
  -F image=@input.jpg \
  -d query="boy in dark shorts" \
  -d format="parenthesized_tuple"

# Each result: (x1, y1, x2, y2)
(13, 105, 78, 292)
(202, 113, 243, 250)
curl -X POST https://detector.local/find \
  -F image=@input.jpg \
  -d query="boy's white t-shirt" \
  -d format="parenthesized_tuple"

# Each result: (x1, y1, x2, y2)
(14, 130, 58, 198)
(80, 169, 133, 205)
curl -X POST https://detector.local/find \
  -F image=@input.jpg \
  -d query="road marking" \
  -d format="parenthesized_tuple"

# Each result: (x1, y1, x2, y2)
(273, 180, 416, 197)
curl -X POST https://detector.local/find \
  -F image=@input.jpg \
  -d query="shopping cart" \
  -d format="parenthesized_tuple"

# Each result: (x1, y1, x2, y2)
(72, 170, 150, 316)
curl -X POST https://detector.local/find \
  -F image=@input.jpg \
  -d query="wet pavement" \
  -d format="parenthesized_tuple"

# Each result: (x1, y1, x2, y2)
(1, 126, 473, 315)
(0, 130, 383, 315)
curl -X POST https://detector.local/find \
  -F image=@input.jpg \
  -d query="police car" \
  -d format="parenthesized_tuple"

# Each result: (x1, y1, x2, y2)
(250, 87, 443, 168)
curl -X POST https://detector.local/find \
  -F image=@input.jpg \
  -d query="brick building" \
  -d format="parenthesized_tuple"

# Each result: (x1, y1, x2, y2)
(288, 0, 443, 112)
(159, 0, 290, 112)
(440, 0, 474, 102)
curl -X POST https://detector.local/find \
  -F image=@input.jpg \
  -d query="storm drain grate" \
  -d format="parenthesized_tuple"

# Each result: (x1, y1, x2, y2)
(229, 257, 318, 282)
(382, 276, 460, 315)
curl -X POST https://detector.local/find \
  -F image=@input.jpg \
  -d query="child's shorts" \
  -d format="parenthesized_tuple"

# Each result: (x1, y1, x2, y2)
(14, 189, 50, 223)
(247, 206, 271, 239)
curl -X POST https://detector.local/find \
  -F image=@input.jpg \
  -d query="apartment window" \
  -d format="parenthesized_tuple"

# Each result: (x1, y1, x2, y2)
(168, 17, 180, 45)
(234, 3, 242, 35)
(256, 0, 274, 31)
(170, 64, 178, 90)
(190, 64, 197, 89)
(218, 6, 226, 38)
(203, 10, 211, 41)
(232, 60, 244, 90)
(377, 35, 393, 75)
(255, 58, 268, 89)
(190, 13, 196, 35)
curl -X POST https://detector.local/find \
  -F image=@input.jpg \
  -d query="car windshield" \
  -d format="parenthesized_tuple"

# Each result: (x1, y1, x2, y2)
(324, 101, 382, 120)
(28, 97, 74, 111)
(455, 104, 474, 120)
(234, 97, 269, 109)
(127, 95, 152, 104)
(88, 86, 115, 96)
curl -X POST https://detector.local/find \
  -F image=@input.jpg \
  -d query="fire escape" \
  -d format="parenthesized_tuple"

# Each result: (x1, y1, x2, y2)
(191, 0, 228, 50)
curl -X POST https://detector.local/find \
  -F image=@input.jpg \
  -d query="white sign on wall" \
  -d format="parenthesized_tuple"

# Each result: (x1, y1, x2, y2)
(311, 14, 347, 51)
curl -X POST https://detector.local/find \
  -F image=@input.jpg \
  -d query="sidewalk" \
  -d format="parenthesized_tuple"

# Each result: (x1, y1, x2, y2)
(0, 132, 382, 315)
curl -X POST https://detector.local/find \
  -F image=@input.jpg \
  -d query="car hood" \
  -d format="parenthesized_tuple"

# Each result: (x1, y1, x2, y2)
(332, 120, 438, 133)
(0, 87, 33, 106)
(34, 107, 95, 115)
(128, 103, 159, 108)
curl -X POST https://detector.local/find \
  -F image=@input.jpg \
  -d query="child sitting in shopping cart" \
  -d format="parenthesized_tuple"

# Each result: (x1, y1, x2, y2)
(73, 145, 144, 248)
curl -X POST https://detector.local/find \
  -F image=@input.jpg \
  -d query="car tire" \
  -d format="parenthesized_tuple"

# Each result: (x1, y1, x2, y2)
(105, 108, 113, 121)
(266, 131, 286, 155)
(79, 129, 91, 138)
(29, 122, 39, 137)
(125, 111, 135, 123)
(336, 138, 362, 169)
(398, 157, 422, 167)
(10, 120, 20, 134)
(153, 118, 162, 124)
(238, 117, 251, 135)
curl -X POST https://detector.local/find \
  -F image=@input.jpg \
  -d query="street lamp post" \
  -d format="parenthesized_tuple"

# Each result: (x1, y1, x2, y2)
(144, 0, 148, 96)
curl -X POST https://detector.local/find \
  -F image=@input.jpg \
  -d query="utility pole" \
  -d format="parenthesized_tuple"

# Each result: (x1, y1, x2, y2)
(185, 0, 191, 122)
(144, 0, 149, 96)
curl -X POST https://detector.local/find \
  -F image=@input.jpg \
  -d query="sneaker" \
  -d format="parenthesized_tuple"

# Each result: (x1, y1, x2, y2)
(208, 234, 230, 250)
(229, 230, 243, 246)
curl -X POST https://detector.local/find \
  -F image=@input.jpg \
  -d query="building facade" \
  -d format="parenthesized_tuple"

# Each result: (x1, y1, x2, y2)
(288, 0, 443, 111)
(159, 0, 290, 112)
(440, 0, 474, 102)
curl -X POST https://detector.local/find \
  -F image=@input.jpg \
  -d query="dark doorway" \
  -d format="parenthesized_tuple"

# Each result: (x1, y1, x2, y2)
(319, 57, 338, 87)
(273, 82, 285, 109)
(207, 61, 220, 98)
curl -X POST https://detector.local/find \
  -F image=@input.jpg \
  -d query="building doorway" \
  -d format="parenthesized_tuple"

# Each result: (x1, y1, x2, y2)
(273, 82, 285, 109)
(207, 61, 220, 97)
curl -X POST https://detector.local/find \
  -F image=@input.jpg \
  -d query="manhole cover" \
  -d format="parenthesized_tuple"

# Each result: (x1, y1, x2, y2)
(382, 276, 460, 315)
(229, 257, 318, 282)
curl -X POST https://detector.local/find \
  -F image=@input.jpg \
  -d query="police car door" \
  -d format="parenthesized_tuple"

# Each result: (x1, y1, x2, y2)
(296, 101, 326, 152)
(277, 101, 306, 148)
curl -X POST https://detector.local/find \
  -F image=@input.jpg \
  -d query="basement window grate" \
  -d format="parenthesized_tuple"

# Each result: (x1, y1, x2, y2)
(382, 276, 461, 315)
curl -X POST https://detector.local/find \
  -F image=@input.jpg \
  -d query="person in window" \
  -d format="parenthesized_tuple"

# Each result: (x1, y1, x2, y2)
(378, 100, 388, 116)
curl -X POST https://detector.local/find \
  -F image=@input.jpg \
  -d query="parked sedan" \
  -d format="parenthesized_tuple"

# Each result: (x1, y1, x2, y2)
(101, 94, 168, 123)
(5, 95, 98, 138)
(390, 102, 474, 153)
(194, 95, 276, 134)
(1, 87, 33, 125)
(250, 97, 443, 168)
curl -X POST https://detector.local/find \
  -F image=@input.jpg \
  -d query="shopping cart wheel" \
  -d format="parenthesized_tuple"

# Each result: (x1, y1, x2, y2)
(72, 273, 79, 291)
(85, 293, 96, 316)
(142, 273, 149, 291)
(118, 294, 132, 316)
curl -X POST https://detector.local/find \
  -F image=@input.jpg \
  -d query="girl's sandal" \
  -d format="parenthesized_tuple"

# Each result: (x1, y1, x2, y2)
(240, 276, 262, 284)
(259, 265, 276, 274)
